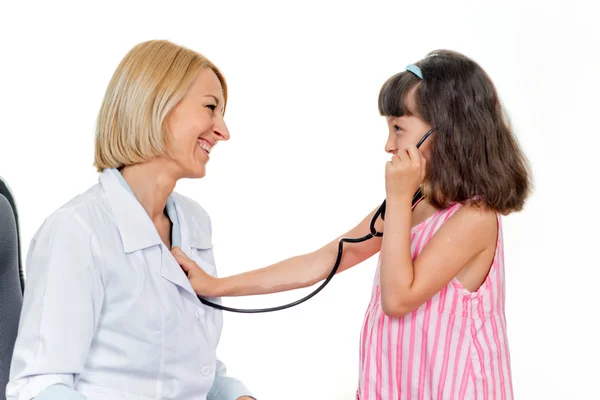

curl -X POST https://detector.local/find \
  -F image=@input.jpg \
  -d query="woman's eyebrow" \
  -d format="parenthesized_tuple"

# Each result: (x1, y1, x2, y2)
(203, 94, 220, 104)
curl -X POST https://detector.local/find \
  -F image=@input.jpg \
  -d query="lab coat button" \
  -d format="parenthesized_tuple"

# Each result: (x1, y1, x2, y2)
(195, 309, 202, 319)
(201, 366, 212, 376)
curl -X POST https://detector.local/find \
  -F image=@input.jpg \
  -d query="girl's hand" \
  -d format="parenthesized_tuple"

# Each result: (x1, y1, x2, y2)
(385, 145, 426, 201)
(171, 247, 219, 297)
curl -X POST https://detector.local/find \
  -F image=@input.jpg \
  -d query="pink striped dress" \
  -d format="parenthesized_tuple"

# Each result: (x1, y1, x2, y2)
(357, 202, 514, 400)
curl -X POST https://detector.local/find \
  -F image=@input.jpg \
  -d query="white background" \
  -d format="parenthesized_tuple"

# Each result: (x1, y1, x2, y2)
(1, 0, 598, 399)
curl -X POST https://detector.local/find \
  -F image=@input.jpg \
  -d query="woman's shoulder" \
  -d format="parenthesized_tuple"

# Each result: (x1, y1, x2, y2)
(35, 184, 107, 240)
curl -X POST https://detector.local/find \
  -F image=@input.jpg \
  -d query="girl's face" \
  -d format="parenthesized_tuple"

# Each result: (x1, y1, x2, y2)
(384, 115, 433, 159)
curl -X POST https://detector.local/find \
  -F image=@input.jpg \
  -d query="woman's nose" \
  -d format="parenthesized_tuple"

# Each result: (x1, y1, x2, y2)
(214, 116, 230, 141)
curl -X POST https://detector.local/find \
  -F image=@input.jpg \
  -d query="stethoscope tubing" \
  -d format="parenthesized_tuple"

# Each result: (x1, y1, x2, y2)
(198, 129, 434, 313)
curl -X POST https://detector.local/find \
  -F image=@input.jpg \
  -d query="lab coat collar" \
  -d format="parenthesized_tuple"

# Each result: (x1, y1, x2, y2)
(98, 168, 212, 254)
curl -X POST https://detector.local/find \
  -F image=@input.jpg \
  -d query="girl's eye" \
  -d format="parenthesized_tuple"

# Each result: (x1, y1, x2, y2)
(394, 125, 402, 132)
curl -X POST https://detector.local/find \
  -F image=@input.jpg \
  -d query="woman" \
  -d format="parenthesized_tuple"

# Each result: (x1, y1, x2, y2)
(7, 40, 255, 400)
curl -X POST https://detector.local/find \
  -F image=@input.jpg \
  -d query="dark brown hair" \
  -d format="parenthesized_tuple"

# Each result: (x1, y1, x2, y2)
(378, 50, 531, 215)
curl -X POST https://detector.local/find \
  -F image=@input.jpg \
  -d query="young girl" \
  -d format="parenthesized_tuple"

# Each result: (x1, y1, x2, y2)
(173, 50, 531, 399)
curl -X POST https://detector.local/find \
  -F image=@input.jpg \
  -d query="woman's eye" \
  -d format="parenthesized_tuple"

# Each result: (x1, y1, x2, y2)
(394, 125, 402, 132)
(206, 104, 217, 111)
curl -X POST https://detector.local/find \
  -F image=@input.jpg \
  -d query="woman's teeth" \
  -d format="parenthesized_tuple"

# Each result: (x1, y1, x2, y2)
(198, 139, 212, 154)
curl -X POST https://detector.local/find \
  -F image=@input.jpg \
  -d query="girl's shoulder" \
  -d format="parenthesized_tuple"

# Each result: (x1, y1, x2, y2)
(439, 201, 499, 241)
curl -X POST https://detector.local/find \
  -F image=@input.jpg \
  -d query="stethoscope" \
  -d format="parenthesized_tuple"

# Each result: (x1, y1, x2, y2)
(198, 129, 434, 313)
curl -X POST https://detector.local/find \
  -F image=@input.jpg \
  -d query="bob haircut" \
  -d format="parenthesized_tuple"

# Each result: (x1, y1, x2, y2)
(93, 40, 227, 172)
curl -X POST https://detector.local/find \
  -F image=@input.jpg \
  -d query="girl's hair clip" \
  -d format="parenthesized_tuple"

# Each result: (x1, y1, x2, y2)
(406, 64, 423, 79)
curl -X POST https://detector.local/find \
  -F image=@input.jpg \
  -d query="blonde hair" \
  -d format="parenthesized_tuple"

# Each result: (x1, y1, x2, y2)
(93, 40, 227, 172)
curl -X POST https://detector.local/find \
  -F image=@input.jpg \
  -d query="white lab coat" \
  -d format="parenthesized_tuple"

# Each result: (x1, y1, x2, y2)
(6, 169, 253, 400)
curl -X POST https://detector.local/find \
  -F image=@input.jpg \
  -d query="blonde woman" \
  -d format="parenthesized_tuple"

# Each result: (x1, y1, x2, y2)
(7, 40, 255, 400)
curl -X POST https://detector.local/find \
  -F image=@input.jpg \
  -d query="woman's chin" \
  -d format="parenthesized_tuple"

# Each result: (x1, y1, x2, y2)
(188, 164, 207, 179)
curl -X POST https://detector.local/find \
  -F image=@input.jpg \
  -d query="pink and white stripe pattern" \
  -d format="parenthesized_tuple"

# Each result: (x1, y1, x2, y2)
(357, 203, 514, 400)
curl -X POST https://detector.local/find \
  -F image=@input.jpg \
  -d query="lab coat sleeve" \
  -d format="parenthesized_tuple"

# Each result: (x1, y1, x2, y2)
(207, 359, 255, 400)
(5, 211, 104, 400)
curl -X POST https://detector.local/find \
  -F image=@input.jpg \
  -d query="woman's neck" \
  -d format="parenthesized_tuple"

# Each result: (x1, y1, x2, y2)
(120, 160, 178, 224)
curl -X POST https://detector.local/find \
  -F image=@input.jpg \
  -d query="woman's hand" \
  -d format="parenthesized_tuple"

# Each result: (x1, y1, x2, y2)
(171, 247, 220, 297)
(385, 145, 426, 201)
